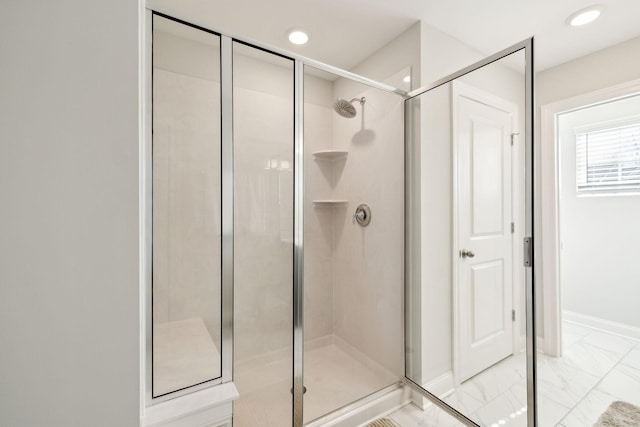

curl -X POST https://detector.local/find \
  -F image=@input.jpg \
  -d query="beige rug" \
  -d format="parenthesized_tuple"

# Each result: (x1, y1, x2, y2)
(594, 401, 640, 427)
(365, 418, 399, 427)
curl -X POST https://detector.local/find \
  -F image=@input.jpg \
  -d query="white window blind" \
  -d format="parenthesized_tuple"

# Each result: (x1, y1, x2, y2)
(576, 122, 640, 193)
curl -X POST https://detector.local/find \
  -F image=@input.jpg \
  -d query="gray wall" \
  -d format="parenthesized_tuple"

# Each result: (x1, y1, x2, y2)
(0, 2, 140, 426)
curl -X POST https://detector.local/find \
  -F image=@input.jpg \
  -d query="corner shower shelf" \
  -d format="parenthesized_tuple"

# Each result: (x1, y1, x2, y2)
(312, 200, 348, 207)
(312, 150, 348, 161)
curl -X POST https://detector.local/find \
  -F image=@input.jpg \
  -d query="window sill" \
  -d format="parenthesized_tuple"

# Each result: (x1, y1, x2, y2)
(576, 191, 640, 198)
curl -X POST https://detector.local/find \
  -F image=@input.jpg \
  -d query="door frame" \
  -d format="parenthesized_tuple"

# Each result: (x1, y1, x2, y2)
(540, 78, 640, 357)
(451, 80, 522, 386)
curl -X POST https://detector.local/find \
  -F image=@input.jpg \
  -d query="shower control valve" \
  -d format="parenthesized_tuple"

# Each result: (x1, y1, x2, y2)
(353, 204, 371, 226)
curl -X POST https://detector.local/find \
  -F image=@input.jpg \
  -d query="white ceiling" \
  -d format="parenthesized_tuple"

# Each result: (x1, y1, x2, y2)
(148, 0, 640, 72)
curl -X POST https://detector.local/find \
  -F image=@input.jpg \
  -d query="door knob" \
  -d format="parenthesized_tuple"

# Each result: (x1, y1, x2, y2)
(460, 249, 475, 258)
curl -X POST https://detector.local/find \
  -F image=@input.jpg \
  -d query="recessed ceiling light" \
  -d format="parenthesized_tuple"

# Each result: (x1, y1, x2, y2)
(403, 75, 411, 83)
(287, 29, 309, 45)
(566, 5, 604, 27)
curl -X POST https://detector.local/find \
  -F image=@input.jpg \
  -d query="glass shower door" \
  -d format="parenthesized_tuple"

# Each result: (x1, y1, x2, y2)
(151, 14, 223, 399)
(232, 42, 295, 427)
(404, 41, 535, 426)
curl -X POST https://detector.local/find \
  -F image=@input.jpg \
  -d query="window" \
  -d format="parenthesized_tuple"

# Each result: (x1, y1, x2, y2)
(576, 121, 640, 193)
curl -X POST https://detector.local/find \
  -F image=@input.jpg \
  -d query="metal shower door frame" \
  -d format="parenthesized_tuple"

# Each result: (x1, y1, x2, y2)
(402, 37, 536, 427)
(143, 6, 409, 424)
(144, 8, 536, 426)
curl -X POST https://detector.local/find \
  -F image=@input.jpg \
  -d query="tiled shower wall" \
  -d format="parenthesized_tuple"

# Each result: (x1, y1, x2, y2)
(330, 70, 407, 376)
(303, 74, 336, 343)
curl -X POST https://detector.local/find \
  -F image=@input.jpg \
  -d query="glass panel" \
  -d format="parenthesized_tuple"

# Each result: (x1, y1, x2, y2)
(232, 43, 294, 426)
(405, 49, 529, 426)
(152, 15, 222, 397)
(302, 65, 406, 423)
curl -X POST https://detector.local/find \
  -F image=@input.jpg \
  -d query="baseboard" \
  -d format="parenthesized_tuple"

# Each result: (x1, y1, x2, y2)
(563, 310, 640, 341)
(423, 371, 455, 399)
(519, 334, 527, 353)
(515, 334, 542, 354)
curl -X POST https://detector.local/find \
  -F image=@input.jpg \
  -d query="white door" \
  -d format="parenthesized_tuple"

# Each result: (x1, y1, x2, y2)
(455, 82, 516, 383)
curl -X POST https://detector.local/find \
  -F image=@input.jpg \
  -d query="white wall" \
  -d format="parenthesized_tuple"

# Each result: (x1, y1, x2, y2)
(350, 22, 421, 91)
(420, 23, 483, 85)
(537, 37, 640, 106)
(558, 96, 640, 328)
(537, 35, 640, 337)
(410, 83, 454, 383)
(0, 2, 140, 426)
(410, 22, 526, 385)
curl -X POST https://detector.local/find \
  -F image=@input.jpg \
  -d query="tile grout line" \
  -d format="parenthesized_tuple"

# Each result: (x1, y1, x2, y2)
(390, 334, 639, 427)
(542, 329, 602, 425)
(555, 337, 637, 426)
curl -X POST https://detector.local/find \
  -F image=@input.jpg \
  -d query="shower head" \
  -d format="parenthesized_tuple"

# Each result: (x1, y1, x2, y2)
(333, 97, 365, 119)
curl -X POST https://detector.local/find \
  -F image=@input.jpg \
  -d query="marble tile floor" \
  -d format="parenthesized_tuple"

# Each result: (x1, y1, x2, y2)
(234, 339, 397, 427)
(387, 322, 640, 426)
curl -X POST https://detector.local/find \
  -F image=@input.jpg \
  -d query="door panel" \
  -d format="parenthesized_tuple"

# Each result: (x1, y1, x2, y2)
(472, 260, 505, 342)
(457, 92, 515, 382)
(471, 119, 505, 235)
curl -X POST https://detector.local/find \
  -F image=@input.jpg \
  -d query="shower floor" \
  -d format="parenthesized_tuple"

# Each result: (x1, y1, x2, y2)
(233, 336, 398, 426)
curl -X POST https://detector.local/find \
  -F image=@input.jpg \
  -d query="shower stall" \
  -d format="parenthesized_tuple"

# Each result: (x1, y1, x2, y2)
(143, 9, 536, 427)
(147, 12, 405, 425)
